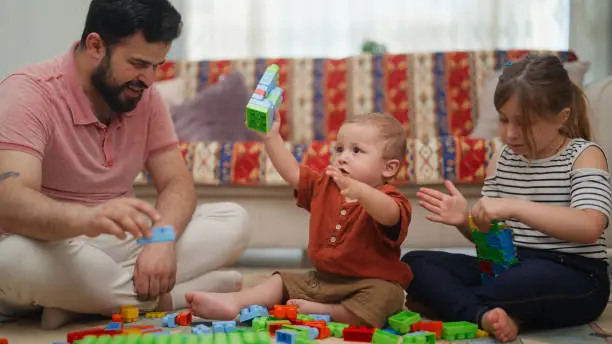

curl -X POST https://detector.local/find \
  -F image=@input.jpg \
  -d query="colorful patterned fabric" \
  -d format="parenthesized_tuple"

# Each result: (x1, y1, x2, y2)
(156, 50, 577, 142)
(134, 136, 504, 186)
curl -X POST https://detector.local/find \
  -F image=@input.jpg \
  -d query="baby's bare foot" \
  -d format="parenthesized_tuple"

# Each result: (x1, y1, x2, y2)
(481, 308, 519, 343)
(185, 291, 241, 320)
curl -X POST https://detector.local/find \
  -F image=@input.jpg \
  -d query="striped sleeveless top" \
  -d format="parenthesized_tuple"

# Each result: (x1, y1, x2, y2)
(482, 138, 612, 261)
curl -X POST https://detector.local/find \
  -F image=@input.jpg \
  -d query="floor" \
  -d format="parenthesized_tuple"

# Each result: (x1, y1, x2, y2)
(2, 257, 612, 343)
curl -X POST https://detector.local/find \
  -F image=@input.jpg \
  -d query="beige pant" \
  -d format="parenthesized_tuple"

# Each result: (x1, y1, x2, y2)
(0, 202, 249, 317)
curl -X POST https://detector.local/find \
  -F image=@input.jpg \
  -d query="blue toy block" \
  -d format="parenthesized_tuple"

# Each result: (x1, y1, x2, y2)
(137, 225, 176, 244)
(295, 325, 319, 340)
(382, 328, 401, 335)
(212, 320, 237, 333)
(239, 305, 269, 323)
(308, 314, 331, 323)
(192, 324, 212, 335)
(275, 329, 298, 344)
(105, 322, 122, 331)
(162, 312, 178, 328)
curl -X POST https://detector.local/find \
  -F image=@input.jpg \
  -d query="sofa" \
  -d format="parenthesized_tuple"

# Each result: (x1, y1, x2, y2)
(132, 49, 609, 252)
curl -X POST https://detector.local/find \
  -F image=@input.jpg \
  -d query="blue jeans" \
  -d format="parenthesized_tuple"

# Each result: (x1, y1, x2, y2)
(401, 247, 610, 330)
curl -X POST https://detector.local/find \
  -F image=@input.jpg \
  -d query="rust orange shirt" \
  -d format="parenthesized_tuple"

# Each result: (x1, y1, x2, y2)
(295, 165, 414, 289)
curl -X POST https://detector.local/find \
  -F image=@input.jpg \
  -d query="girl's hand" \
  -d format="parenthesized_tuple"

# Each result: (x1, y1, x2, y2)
(470, 197, 514, 232)
(417, 180, 468, 227)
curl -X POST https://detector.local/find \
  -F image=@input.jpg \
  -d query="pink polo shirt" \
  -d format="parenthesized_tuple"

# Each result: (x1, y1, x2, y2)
(0, 44, 179, 236)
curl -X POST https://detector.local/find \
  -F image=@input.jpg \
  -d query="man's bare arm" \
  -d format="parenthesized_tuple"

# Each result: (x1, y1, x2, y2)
(0, 150, 89, 240)
(146, 148, 197, 239)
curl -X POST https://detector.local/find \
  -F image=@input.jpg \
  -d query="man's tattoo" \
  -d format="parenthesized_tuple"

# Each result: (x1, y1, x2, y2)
(0, 172, 19, 183)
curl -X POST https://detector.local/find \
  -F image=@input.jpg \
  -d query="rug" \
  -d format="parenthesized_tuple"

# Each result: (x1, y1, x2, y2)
(1, 268, 611, 344)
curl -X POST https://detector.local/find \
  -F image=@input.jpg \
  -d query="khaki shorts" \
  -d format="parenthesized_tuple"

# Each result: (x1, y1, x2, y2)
(275, 270, 406, 328)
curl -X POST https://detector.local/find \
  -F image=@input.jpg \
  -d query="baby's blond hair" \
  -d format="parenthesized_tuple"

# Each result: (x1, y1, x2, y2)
(343, 112, 407, 162)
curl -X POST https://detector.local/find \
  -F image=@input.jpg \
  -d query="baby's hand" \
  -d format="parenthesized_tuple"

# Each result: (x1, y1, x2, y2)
(326, 166, 366, 200)
(246, 109, 281, 140)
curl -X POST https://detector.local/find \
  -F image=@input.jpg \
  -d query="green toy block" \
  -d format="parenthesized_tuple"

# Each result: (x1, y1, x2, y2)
(327, 322, 350, 337)
(372, 329, 402, 344)
(198, 333, 214, 344)
(387, 311, 421, 333)
(281, 325, 310, 339)
(294, 338, 314, 344)
(111, 335, 128, 344)
(252, 316, 268, 331)
(296, 314, 315, 321)
(441, 321, 478, 340)
(214, 333, 229, 344)
(402, 331, 436, 344)
(184, 335, 199, 344)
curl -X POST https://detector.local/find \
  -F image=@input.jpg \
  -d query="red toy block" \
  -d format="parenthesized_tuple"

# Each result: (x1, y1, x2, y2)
(342, 326, 375, 342)
(267, 320, 291, 335)
(176, 311, 193, 326)
(254, 88, 267, 98)
(0, 338, 7, 344)
(411, 320, 443, 339)
(270, 305, 298, 320)
(67, 328, 122, 343)
(111, 314, 122, 323)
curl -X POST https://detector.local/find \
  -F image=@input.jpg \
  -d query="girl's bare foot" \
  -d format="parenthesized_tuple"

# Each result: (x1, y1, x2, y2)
(481, 308, 519, 343)
(185, 292, 241, 320)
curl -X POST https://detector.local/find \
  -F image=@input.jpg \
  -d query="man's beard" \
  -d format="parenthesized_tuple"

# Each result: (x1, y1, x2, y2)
(91, 57, 148, 114)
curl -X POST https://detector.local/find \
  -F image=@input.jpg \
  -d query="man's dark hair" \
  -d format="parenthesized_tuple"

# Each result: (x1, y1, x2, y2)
(79, 0, 182, 47)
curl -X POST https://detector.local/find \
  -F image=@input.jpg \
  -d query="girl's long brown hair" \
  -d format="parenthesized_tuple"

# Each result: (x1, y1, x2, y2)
(494, 54, 591, 157)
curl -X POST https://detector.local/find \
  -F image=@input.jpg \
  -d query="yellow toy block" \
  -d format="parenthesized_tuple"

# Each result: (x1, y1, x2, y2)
(145, 311, 166, 318)
(120, 306, 139, 323)
(476, 329, 490, 338)
(121, 328, 142, 334)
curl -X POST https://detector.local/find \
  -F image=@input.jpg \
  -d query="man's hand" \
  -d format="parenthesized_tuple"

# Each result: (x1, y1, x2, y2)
(79, 197, 161, 240)
(325, 166, 367, 200)
(133, 242, 177, 301)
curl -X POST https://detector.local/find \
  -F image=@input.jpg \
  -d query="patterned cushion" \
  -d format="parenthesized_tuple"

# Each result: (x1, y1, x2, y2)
(156, 50, 578, 142)
(134, 136, 503, 186)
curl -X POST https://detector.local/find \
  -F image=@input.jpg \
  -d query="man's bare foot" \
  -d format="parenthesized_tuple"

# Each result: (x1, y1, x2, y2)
(287, 299, 328, 315)
(185, 292, 241, 320)
(481, 308, 519, 343)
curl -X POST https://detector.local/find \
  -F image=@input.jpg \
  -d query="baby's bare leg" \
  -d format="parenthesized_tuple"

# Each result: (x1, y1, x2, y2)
(186, 274, 284, 320)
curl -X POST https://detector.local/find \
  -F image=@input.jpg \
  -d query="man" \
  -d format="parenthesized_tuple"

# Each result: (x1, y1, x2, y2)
(0, 0, 249, 329)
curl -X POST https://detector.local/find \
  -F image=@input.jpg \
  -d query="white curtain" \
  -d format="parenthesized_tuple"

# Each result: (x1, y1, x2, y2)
(180, 0, 570, 61)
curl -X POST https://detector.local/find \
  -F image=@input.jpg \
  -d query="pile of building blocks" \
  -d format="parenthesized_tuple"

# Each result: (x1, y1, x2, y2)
(65, 304, 487, 344)
(245, 64, 284, 134)
(470, 216, 518, 285)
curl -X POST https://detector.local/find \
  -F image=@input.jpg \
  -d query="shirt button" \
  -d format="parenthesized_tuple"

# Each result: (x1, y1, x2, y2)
(335, 224, 341, 230)
(330, 236, 337, 243)
(340, 209, 347, 216)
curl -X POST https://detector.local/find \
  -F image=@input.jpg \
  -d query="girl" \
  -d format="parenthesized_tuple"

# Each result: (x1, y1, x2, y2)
(402, 54, 611, 343)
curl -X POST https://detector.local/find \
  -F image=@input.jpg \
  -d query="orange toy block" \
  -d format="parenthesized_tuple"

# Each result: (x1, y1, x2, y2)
(270, 304, 298, 320)
(268, 320, 292, 335)
(411, 320, 443, 339)
(111, 314, 123, 323)
(121, 328, 142, 334)
(176, 311, 193, 326)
